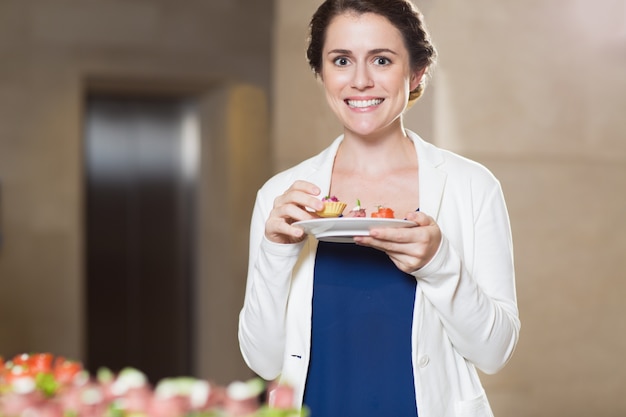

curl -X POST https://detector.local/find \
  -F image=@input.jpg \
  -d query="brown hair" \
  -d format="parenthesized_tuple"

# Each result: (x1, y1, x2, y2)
(306, 0, 437, 103)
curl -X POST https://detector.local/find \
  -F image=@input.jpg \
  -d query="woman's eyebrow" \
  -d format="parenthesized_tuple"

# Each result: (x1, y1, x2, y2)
(327, 48, 352, 55)
(370, 48, 398, 56)
(326, 48, 398, 56)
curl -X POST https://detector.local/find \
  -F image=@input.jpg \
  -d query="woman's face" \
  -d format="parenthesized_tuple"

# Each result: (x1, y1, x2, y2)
(320, 12, 423, 138)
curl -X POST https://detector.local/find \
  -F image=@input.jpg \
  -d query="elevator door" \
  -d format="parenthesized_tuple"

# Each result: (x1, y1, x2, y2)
(84, 95, 199, 382)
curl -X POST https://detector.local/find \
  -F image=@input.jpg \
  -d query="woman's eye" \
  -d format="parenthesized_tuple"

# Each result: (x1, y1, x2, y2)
(333, 57, 349, 66)
(374, 57, 391, 65)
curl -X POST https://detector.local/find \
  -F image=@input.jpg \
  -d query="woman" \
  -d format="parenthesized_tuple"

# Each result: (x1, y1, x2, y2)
(239, 1, 520, 416)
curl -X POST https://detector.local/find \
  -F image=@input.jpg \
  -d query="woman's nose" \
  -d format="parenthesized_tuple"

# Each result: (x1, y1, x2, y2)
(351, 65, 374, 90)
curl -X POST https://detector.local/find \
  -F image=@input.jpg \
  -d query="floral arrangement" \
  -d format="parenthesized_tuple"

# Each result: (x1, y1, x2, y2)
(0, 353, 304, 417)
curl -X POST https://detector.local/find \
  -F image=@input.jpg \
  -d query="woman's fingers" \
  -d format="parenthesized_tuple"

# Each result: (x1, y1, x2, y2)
(265, 181, 324, 243)
(355, 212, 442, 273)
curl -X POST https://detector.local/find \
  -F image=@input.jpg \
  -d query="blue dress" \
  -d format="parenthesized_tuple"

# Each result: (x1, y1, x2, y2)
(303, 242, 418, 417)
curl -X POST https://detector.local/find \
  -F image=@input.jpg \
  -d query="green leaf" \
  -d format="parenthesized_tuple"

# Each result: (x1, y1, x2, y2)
(35, 372, 58, 397)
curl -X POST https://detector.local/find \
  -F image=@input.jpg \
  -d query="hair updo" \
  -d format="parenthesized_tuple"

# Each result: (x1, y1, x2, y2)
(306, 0, 437, 103)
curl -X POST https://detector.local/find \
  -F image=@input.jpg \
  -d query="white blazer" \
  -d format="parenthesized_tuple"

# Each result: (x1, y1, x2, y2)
(239, 130, 520, 417)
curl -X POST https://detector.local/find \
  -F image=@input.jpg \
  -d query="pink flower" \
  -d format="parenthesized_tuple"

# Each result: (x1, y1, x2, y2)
(1, 391, 46, 416)
(119, 386, 152, 414)
(149, 395, 190, 417)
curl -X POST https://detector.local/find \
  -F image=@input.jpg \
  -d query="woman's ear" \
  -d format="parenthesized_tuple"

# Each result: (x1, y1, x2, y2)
(410, 68, 426, 91)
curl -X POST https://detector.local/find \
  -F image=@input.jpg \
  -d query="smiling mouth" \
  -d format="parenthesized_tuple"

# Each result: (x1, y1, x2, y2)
(346, 98, 384, 108)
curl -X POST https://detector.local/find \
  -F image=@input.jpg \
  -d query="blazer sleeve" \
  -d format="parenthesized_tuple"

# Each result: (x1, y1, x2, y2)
(238, 188, 305, 380)
(413, 172, 520, 374)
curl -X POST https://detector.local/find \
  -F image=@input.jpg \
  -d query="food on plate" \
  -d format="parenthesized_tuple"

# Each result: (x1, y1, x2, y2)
(345, 199, 366, 217)
(316, 195, 347, 218)
(371, 206, 395, 218)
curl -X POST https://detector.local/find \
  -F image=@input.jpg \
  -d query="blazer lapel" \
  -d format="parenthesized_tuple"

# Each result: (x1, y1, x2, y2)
(411, 132, 447, 221)
(303, 135, 343, 196)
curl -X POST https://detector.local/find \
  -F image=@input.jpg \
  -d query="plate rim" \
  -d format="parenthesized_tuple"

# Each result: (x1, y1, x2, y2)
(293, 217, 414, 242)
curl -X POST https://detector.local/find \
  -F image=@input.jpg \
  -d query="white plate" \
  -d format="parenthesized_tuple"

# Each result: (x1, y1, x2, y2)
(293, 217, 414, 243)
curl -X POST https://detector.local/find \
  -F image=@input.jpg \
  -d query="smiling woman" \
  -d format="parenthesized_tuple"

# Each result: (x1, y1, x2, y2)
(239, 1, 519, 417)
(319, 12, 423, 138)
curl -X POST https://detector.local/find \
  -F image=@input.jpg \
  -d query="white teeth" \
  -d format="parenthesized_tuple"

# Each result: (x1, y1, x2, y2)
(347, 98, 383, 108)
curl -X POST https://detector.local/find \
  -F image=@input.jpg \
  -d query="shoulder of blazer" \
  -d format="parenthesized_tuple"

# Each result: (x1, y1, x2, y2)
(407, 130, 498, 183)
(408, 130, 446, 169)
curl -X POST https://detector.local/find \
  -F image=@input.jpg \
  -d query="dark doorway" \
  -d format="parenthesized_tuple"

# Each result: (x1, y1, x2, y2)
(84, 95, 199, 383)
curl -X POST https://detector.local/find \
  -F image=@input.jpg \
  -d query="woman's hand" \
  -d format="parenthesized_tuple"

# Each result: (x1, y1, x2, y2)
(265, 180, 324, 244)
(354, 211, 442, 274)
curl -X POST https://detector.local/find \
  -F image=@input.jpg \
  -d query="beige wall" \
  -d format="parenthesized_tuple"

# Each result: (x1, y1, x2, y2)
(0, 0, 273, 383)
(1, 0, 625, 414)
(274, 0, 626, 416)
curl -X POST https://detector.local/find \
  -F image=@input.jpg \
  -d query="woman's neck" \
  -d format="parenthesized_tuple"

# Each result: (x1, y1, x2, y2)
(336, 127, 416, 177)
